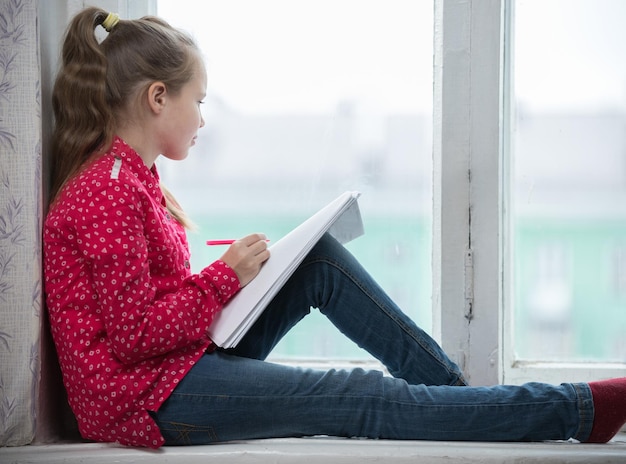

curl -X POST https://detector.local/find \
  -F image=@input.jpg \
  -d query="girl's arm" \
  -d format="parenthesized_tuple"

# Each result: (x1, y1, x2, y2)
(82, 184, 240, 364)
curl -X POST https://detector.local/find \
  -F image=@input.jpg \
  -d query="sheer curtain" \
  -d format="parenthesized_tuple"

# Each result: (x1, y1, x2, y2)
(0, 0, 43, 446)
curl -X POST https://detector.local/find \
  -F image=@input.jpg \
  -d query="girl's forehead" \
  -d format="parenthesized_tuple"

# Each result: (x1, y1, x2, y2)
(191, 53, 207, 84)
(195, 59, 208, 88)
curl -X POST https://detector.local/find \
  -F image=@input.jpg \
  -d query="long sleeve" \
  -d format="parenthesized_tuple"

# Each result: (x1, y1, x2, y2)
(43, 137, 238, 447)
(77, 178, 239, 363)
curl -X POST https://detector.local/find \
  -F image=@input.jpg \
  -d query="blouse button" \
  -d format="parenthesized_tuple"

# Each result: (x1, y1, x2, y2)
(184, 260, 190, 269)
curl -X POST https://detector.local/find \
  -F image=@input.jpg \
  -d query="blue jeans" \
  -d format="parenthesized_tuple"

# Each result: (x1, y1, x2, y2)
(151, 234, 594, 444)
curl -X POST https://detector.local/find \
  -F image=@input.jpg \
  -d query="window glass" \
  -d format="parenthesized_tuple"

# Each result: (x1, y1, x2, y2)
(157, 0, 433, 359)
(512, 0, 626, 362)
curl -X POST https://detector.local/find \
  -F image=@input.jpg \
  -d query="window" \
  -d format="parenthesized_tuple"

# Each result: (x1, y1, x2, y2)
(156, 0, 434, 361)
(431, 0, 626, 386)
(508, 0, 626, 371)
(116, 0, 625, 383)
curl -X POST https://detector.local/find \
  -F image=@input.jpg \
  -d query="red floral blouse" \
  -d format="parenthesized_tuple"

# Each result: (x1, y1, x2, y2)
(43, 136, 240, 448)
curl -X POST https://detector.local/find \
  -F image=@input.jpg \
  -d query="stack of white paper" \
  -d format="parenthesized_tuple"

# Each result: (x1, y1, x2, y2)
(208, 191, 363, 348)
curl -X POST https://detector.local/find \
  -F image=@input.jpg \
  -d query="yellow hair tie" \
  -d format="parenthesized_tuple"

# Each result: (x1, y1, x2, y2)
(102, 12, 120, 32)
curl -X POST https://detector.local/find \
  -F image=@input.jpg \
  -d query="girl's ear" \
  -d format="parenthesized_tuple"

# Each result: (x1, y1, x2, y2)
(147, 81, 168, 114)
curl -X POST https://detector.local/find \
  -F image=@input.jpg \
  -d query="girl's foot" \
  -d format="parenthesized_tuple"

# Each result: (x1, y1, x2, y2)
(586, 377, 626, 443)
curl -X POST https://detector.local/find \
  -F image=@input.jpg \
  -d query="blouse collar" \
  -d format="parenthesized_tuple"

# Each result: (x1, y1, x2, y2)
(109, 136, 164, 204)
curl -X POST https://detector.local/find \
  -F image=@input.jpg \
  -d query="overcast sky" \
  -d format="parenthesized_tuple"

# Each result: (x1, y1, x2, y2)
(514, 0, 626, 112)
(157, 0, 626, 114)
(158, 0, 433, 114)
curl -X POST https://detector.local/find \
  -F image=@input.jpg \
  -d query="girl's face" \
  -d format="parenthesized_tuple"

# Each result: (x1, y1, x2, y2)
(159, 57, 207, 161)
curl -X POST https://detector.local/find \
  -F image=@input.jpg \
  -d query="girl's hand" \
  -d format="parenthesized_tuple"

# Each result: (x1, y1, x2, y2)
(220, 233, 270, 287)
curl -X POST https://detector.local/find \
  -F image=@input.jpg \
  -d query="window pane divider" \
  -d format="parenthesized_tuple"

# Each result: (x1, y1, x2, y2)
(433, 0, 504, 386)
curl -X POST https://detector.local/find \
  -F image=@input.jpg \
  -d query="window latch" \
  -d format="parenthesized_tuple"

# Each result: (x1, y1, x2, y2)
(464, 248, 474, 320)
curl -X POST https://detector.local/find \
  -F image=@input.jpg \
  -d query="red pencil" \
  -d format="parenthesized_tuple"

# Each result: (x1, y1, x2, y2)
(206, 239, 270, 246)
(206, 239, 237, 246)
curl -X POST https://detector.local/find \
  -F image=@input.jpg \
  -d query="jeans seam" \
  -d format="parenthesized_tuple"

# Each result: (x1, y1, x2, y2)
(571, 382, 594, 442)
(156, 419, 219, 445)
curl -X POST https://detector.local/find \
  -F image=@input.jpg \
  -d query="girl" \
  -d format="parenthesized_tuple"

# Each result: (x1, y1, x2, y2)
(44, 7, 626, 449)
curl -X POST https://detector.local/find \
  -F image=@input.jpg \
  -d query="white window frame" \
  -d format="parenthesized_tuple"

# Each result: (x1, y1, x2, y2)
(44, 0, 626, 386)
(432, 0, 503, 386)
(434, 0, 626, 386)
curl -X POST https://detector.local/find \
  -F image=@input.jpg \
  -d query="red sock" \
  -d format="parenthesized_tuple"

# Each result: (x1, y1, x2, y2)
(587, 377, 626, 443)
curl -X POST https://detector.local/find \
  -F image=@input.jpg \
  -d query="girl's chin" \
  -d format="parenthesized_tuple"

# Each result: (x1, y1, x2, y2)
(162, 151, 190, 161)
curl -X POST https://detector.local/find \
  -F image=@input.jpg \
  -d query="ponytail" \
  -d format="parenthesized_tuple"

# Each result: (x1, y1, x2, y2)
(49, 8, 198, 229)
(50, 7, 114, 204)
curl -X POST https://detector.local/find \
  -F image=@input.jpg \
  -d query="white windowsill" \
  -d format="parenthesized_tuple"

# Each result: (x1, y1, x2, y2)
(2, 435, 626, 464)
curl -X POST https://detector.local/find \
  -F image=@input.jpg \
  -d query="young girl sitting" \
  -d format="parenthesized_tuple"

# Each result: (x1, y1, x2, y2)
(43, 7, 626, 449)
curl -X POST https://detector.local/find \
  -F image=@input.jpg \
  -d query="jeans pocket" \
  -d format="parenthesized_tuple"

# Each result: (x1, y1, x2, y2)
(158, 420, 219, 445)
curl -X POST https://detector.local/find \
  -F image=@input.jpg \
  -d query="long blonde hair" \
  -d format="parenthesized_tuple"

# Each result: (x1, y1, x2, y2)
(50, 7, 195, 228)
